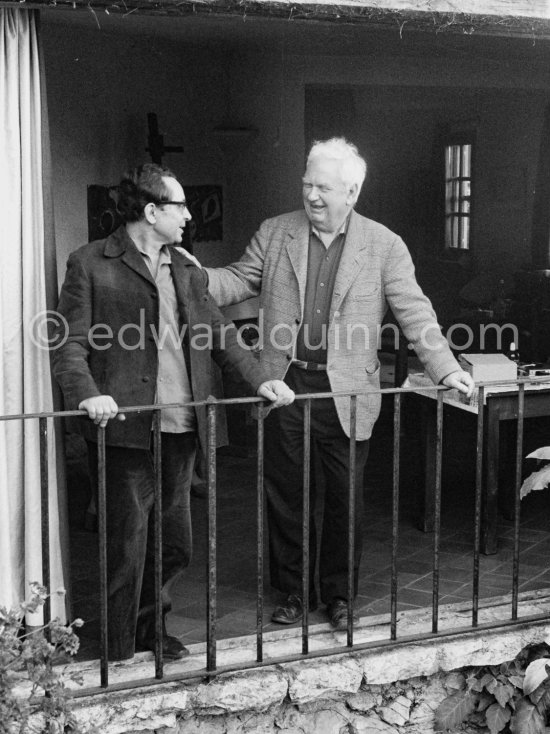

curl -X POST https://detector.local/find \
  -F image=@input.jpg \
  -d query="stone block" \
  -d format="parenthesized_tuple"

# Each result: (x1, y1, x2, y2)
(176, 716, 226, 733)
(287, 657, 363, 704)
(349, 714, 398, 733)
(277, 702, 352, 732)
(192, 669, 287, 714)
(225, 712, 275, 733)
(73, 689, 189, 734)
(310, 709, 350, 734)
(346, 690, 378, 712)
(297, 698, 347, 714)
(378, 694, 411, 727)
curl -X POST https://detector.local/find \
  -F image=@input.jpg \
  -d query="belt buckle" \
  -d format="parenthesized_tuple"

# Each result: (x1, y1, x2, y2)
(292, 359, 326, 371)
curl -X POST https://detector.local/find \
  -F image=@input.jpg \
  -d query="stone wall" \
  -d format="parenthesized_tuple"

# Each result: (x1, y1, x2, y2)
(146, 675, 448, 734)
(74, 667, 452, 734)
(69, 612, 550, 734)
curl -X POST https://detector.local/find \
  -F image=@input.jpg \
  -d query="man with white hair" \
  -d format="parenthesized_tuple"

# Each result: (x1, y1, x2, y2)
(206, 138, 474, 630)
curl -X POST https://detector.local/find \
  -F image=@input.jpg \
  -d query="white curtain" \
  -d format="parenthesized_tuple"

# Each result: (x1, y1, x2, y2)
(0, 8, 66, 623)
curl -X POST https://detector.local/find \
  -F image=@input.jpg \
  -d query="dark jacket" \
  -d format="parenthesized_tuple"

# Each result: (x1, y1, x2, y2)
(52, 226, 267, 450)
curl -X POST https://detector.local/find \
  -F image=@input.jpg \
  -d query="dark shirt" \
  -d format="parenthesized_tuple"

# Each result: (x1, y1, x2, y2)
(295, 225, 347, 364)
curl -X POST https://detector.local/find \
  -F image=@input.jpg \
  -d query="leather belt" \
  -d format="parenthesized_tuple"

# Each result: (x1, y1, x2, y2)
(291, 359, 327, 371)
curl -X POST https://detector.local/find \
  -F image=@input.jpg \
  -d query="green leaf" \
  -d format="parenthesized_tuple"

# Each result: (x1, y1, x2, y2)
(444, 671, 467, 692)
(493, 682, 515, 708)
(435, 691, 476, 731)
(510, 699, 545, 734)
(508, 675, 524, 689)
(486, 702, 511, 734)
(467, 674, 484, 692)
(520, 464, 550, 499)
(477, 691, 495, 712)
(532, 686, 550, 712)
(523, 659, 550, 695)
(481, 673, 498, 694)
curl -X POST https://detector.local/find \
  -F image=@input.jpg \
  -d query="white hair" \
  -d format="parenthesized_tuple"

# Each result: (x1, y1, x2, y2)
(307, 137, 367, 194)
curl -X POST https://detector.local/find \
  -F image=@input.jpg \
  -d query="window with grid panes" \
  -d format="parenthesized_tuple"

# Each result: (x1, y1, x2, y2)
(444, 141, 472, 250)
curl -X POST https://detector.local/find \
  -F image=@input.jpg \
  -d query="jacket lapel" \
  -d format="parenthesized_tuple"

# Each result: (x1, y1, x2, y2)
(169, 250, 192, 326)
(104, 226, 157, 288)
(285, 217, 311, 309)
(331, 210, 368, 316)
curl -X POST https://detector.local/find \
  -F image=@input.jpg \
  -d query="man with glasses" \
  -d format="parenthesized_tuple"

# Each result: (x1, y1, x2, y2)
(206, 138, 474, 631)
(52, 163, 294, 661)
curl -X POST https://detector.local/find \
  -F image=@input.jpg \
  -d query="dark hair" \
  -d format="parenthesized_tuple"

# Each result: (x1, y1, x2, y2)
(117, 163, 178, 222)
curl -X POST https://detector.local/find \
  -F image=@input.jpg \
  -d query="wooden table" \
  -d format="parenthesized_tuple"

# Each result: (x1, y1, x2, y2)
(407, 375, 550, 555)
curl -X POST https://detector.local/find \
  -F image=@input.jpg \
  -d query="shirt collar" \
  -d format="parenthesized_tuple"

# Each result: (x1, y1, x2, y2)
(311, 213, 350, 241)
(137, 243, 172, 265)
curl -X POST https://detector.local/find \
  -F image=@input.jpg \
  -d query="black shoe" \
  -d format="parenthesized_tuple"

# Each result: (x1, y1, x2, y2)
(135, 632, 189, 660)
(191, 470, 208, 499)
(271, 594, 317, 625)
(136, 616, 189, 661)
(327, 598, 359, 631)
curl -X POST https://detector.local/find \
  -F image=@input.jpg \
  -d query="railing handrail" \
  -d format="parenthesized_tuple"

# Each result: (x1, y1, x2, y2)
(3, 373, 550, 422)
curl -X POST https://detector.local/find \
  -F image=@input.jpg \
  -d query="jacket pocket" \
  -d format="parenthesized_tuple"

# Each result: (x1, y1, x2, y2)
(350, 284, 380, 301)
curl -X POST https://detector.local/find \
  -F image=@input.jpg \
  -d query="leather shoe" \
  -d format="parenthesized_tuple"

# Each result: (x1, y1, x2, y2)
(271, 594, 317, 624)
(136, 615, 189, 660)
(135, 633, 189, 660)
(327, 598, 359, 631)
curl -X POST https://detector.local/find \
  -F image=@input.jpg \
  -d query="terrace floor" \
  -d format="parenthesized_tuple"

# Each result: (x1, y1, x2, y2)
(66, 383, 550, 662)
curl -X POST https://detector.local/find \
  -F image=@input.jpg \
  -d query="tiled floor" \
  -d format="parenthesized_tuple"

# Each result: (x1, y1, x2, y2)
(67, 392, 550, 661)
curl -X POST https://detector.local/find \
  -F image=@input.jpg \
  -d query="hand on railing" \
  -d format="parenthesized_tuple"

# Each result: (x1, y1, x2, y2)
(78, 395, 126, 428)
(256, 380, 295, 408)
(441, 370, 475, 398)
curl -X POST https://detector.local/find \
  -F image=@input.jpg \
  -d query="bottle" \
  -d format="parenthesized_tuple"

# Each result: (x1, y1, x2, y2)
(506, 341, 520, 363)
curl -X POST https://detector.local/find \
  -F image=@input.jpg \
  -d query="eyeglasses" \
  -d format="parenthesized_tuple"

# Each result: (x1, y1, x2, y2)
(156, 201, 189, 211)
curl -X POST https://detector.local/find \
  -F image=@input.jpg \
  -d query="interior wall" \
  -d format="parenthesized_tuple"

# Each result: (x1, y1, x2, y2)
(305, 86, 549, 305)
(41, 19, 230, 284)
(40, 12, 550, 318)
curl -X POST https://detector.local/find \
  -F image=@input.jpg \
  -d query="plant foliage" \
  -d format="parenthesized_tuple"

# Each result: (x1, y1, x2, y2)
(0, 582, 84, 734)
(435, 642, 550, 733)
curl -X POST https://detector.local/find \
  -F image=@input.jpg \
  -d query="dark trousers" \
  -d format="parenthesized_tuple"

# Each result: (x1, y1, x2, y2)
(264, 366, 369, 606)
(87, 432, 196, 660)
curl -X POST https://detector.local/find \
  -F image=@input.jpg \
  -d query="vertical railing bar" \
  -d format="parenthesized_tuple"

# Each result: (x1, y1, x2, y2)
(512, 384, 524, 620)
(97, 426, 109, 687)
(347, 395, 357, 648)
(472, 385, 484, 627)
(152, 410, 163, 678)
(256, 404, 266, 664)
(390, 394, 401, 641)
(302, 399, 311, 656)
(432, 391, 443, 634)
(206, 403, 218, 674)
(39, 417, 51, 626)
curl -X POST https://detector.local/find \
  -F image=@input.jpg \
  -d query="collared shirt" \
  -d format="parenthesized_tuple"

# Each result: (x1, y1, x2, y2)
(295, 218, 348, 364)
(139, 245, 195, 433)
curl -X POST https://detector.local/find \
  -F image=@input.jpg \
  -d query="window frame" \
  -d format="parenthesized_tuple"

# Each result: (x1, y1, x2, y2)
(442, 130, 475, 256)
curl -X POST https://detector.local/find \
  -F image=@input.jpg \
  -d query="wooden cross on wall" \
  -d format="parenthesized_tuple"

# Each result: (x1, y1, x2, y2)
(146, 112, 184, 164)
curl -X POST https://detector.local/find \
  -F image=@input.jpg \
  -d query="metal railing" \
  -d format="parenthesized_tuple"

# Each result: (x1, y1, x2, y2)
(5, 375, 550, 695)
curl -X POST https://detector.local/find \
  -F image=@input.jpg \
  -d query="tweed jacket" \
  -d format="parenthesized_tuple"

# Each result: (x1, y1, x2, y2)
(52, 226, 268, 450)
(206, 209, 460, 441)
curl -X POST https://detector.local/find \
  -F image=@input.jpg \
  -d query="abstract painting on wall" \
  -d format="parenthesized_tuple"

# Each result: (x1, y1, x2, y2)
(87, 184, 223, 253)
